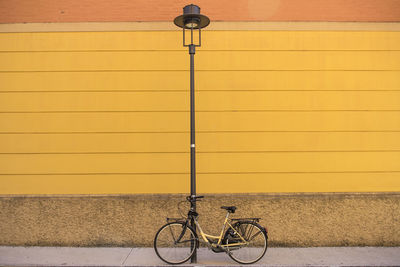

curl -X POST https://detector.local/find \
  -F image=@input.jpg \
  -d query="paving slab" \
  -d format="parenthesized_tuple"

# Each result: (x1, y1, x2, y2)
(1, 246, 400, 266)
(0, 247, 131, 266)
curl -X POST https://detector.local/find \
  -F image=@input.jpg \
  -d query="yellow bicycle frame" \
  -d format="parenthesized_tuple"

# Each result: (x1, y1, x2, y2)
(193, 211, 248, 248)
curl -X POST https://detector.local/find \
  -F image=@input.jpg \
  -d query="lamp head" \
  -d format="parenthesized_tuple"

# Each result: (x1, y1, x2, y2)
(174, 4, 210, 29)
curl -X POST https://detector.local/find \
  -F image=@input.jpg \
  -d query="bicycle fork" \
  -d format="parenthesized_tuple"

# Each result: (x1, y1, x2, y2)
(175, 222, 189, 245)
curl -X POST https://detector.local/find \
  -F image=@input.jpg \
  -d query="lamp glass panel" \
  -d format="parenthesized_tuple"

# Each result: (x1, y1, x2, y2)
(183, 27, 200, 46)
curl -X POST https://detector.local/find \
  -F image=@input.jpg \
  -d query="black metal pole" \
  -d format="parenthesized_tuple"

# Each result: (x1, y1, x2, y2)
(189, 44, 197, 263)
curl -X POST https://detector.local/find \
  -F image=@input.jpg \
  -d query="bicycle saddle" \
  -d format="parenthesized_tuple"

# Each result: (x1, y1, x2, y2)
(221, 206, 237, 213)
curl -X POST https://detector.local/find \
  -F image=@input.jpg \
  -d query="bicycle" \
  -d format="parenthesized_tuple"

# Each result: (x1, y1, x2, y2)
(154, 195, 268, 264)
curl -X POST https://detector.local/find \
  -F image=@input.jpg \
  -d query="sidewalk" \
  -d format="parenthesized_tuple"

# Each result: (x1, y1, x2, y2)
(1, 246, 400, 266)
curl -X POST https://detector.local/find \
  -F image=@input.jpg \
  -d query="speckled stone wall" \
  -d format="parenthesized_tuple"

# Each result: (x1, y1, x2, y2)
(0, 193, 399, 247)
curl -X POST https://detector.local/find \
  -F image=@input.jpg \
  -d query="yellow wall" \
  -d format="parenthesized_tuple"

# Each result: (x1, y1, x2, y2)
(1, 30, 400, 194)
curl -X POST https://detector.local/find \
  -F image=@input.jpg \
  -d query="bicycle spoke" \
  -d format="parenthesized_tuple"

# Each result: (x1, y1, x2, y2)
(168, 224, 177, 243)
(248, 230, 263, 242)
(178, 239, 194, 244)
(246, 224, 255, 241)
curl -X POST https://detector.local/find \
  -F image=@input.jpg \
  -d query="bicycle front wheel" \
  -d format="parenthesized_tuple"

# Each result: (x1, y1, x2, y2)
(226, 221, 268, 264)
(154, 222, 197, 264)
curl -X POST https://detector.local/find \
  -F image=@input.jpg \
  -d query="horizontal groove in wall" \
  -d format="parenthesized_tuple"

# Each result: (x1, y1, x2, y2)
(3, 49, 400, 53)
(1, 70, 400, 72)
(1, 171, 400, 176)
(1, 110, 400, 113)
(3, 50, 397, 53)
(1, 130, 400, 134)
(1, 150, 400, 155)
(1, 90, 400, 93)
(1, 110, 400, 114)
(1, 70, 400, 73)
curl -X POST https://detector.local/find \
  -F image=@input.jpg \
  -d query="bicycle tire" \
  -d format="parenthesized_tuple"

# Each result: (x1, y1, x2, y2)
(154, 222, 197, 265)
(225, 221, 268, 264)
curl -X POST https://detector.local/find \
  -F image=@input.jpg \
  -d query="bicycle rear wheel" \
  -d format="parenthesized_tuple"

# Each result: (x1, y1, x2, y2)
(154, 222, 197, 264)
(225, 221, 268, 264)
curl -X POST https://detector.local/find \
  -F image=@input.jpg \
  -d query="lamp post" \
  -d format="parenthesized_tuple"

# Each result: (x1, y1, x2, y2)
(174, 4, 210, 263)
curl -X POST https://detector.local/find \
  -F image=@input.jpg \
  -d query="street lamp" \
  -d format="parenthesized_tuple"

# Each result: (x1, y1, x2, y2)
(174, 4, 210, 263)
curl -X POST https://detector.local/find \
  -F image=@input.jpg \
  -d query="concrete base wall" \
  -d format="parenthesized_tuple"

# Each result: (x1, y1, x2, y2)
(0, 193, 399, 247)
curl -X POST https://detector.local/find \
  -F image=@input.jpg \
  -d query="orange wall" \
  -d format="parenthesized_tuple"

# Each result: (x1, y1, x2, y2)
(0, 0, 399, 23)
